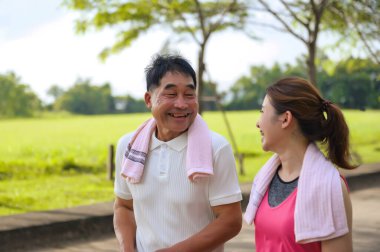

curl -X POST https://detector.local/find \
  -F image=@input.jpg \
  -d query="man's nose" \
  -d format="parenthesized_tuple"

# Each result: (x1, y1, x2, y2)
(174, 95, 188, 109)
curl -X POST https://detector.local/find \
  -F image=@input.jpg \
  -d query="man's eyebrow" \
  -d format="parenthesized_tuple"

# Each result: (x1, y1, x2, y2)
(186, 84, 196, 90)
(163, 83, 196, 90)
(163, 84, 176, 90)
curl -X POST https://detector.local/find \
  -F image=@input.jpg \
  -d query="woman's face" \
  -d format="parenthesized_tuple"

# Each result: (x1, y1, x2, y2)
(256, 95, 284, 152)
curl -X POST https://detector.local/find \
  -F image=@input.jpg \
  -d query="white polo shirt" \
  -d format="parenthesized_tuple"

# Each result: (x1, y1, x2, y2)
(114, 130, 242, 252)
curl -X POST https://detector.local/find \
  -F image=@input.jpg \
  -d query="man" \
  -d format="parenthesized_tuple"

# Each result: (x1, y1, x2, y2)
(114, 54, 242, 252)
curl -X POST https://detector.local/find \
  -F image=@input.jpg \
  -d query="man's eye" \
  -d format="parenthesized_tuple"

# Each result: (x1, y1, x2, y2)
(185, 93, 195, 97)
(165, 93, 176, 97)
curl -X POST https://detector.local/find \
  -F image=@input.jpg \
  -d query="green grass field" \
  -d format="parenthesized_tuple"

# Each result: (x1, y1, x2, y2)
(1, 110, 379, 215)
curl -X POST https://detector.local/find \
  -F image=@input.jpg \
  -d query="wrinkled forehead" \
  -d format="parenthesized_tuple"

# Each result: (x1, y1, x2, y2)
(158, 71, 195, 87)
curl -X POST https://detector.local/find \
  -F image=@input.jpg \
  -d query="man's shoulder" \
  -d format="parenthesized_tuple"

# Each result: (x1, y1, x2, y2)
(209, 131, 230, 150)
(117, 131, 136, 148)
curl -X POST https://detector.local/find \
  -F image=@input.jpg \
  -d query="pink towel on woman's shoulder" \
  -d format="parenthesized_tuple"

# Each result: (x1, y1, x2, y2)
(121, 114, 213, 183)
(244, 143, 349, 243)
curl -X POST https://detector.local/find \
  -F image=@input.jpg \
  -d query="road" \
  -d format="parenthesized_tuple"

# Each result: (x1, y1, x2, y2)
(37, 186, 380, 252)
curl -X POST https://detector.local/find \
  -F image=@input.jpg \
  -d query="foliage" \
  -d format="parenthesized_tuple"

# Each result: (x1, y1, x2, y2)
(251, 0, 332, 85)
(64, 0, 247, 57)
(62, 0, 249, 113)
(249, 0, 380, 85)
(47, 84, 64, 102)
(201, 81, 219, 111)
(0, 72, 41, 118)
(225, 57, 379, 110)
(227, 64, 282, 110)
(327, 0, 380, 64)
(54, 78, 116, 114)
(114, 95, 149, 113)
(319, 58, 380, 109)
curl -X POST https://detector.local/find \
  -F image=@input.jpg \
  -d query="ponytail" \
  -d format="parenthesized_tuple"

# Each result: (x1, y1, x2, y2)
(322, 102, 357, 170)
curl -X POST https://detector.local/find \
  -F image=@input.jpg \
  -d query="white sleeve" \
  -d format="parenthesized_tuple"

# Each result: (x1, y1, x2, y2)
(209, 142, 242, 207)
(114, 133, 133, 200)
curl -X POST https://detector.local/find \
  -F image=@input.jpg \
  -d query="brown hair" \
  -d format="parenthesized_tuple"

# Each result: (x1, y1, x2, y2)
(267, 76, 357, 170)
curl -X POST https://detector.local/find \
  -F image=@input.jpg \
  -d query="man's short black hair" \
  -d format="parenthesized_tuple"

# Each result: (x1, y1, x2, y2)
(145, 54, 197, 91)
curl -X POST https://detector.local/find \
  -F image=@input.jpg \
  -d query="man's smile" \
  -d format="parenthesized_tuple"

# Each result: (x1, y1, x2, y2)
(167, 112, 191, 118)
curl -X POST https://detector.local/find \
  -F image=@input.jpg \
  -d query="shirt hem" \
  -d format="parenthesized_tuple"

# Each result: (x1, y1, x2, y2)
(210, 192, 242, 206)
(114, 190, 133, 200)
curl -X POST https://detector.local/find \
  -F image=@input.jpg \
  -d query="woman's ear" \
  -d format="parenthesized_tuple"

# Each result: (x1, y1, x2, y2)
(281, 111, 293, 128)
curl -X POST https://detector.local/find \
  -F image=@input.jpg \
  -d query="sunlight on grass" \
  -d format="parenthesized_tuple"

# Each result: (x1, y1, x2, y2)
(0, 110, 379, 215)
(0, 174, 114, 216)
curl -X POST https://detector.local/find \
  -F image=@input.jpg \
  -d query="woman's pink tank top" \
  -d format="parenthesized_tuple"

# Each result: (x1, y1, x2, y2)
(254, 188, 321, 252)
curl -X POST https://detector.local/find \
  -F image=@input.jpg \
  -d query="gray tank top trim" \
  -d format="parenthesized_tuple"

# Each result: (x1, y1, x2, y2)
(268, 168, 299, 207)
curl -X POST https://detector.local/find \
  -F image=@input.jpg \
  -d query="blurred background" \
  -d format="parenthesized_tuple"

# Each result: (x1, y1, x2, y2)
(0, 0, 379, 216)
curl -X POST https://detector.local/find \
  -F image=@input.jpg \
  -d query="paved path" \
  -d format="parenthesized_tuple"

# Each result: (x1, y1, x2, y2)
(36, 186, 380, 252)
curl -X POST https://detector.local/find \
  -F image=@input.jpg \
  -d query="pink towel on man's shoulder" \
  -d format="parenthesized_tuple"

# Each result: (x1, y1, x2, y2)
(244, 143, 349, 243)
(121, 114, 213, 183)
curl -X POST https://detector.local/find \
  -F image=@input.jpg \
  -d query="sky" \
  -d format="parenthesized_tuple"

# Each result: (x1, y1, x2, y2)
(0, 0, 307, 103)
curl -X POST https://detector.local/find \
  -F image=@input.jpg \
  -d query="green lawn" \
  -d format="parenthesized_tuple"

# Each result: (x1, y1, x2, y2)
(0, 110, 379, 215)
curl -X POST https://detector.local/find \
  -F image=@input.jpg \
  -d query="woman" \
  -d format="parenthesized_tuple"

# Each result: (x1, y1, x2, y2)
(244, 77, 357, 251)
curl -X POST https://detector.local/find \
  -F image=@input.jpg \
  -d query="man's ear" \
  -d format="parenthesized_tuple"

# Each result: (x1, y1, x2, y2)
(144, 92, 152, 109)
(281, 111, 293, 128)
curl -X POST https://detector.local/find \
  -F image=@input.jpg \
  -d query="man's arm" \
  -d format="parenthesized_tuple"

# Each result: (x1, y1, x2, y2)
(157, 201, 242, 252)
(321, 178, 353, 252)
(114, 196, 136, 252)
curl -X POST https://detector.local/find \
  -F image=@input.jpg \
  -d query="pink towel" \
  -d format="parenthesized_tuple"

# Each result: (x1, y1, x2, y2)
(121, 114, 213, 183)
(244, 143, 349, 243)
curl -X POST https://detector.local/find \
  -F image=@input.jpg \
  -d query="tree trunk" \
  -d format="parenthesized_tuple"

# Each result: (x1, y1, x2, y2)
(197, 43, 206, 114)
(307, 41, 317, 86)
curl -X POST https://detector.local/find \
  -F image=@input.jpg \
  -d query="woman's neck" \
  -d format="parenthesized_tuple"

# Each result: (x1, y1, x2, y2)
(277, 139, 309, 182)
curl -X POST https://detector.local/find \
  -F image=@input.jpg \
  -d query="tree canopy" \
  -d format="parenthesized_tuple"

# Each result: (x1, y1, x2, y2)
(248, 0, 379, 86)
(0, 72, 41, 118)
(225, 57, 379, 110)
(54, 79, 115, 114)
(63, 0, 249, 113)
(327, 0, 380, 64)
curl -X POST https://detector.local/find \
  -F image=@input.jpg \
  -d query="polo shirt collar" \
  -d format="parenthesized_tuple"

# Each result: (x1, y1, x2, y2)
(150, 131, 188, 152)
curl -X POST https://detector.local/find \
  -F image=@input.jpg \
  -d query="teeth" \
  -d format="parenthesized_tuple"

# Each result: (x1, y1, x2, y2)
(169, 113, 189, 118)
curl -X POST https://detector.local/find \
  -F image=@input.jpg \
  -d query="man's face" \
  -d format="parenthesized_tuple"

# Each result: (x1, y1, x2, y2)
(144, 71, 198, 141)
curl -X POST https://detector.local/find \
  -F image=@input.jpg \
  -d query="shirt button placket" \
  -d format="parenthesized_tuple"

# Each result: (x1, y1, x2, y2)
(159, 144, 169, 181)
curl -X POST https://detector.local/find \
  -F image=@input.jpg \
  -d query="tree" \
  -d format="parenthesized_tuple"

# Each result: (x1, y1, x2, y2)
(252, 0, 330, 85)
(47, 85, 64, 102)
(321, 58, 380, 109)
(0, 72, 41, 118)
(114, 95, 149, 113)
(227, 64, 276, 110)
(55, 79, 115, 114)
(63, 0, 248, 113)
(327, 0, 380, 65)
(226, 56, 379, 110)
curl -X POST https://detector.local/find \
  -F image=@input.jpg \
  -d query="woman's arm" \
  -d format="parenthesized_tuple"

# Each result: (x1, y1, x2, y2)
(322, 178, 353, 252)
